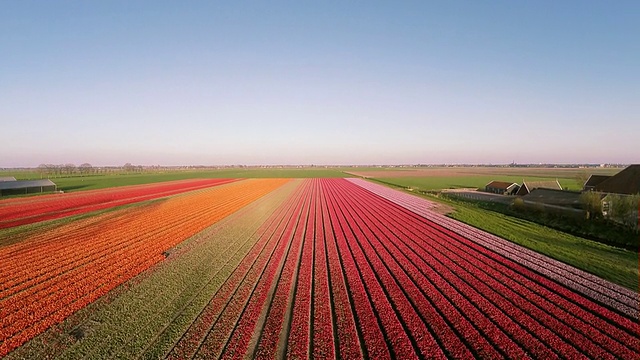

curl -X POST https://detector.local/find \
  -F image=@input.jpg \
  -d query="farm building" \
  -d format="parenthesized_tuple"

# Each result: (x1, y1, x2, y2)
(484, 180, 519, 195)
(594, 164, 640, 195)
(0, 179, 57, 196)
(516, 180, 562, 196)
(591, 165, 640, 227)
(583, 174, 611, 191)
(0, 176, 17, 182)
(522, 188, 585, 209)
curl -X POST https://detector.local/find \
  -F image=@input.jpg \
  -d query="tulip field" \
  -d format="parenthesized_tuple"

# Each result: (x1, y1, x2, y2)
(1, 178, 638, 359)
(0, 178, 237, 230)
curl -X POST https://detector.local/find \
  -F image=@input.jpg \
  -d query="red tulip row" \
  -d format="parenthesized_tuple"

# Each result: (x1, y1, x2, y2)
(281, 179, 317, 359)
(287, 180, 336, 360)
(0, 178, 236, 229)
(354, 178, 640, 334)
(252, 180, 313, 359)
(318, 180, 362, 360)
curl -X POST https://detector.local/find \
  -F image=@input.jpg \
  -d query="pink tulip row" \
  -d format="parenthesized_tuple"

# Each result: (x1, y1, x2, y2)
(347, 178, 639, 318)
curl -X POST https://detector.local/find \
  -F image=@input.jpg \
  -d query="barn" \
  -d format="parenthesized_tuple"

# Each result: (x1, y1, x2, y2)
(516, 180, 562, 196)
(583, 174, 611, 191)
(484, 181, 520, 195)
(594, 164, 640, 195)
(0, 177, 17, 182)
(0, 179, 57, 196)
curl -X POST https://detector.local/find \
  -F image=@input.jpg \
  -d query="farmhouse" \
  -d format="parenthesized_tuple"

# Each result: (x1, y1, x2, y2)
(516, 180, 562, 196)
(583, 175, 611, 191)
(484, 180, 519, 195)
(589, 165, 640, 226)
(0, 179, 57, 196)
(594, 164, 640, 195)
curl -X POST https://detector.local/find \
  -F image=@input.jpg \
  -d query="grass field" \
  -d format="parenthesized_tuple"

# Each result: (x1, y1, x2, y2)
(0, 168, 349, 193)
(1, 166, 622, 193)
(375, 175, 580, 191)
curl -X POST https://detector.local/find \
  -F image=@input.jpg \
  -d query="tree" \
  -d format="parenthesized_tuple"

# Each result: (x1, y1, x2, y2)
(580, 191, 602, 219)
(608, 194, 640, 230)
(37, 164, 48, 178)
(575, 170, 590, 190)
(64, 163, 76, 175)
(79, 163, 93, 175)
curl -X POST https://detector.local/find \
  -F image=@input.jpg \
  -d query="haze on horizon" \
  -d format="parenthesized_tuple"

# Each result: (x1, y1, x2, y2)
(1, 1, 638, 168)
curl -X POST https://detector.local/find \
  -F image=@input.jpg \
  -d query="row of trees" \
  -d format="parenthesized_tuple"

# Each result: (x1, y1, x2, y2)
(37, 163, 94, 176)
(37, 163, 145, 177)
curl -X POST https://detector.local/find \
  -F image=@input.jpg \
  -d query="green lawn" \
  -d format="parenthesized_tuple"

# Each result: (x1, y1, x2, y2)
(375, 175, 580, 192)
(0, 168, 350, 193)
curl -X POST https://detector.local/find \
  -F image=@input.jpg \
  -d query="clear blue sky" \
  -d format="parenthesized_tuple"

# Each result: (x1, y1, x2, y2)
(1, 1, 638, 166)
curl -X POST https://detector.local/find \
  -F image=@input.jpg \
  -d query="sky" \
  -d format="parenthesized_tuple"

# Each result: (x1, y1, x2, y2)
(1, 1, 638, 167)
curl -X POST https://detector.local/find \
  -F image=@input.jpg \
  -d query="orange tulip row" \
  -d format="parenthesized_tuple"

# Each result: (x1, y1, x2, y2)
(0, 179, 288, 357)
